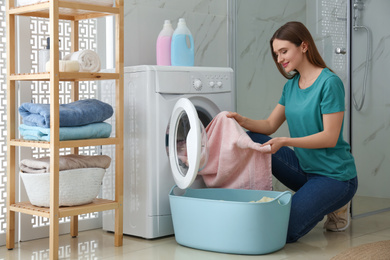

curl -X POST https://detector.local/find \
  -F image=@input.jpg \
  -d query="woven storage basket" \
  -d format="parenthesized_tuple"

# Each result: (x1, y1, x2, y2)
(20, 168, 105, 207)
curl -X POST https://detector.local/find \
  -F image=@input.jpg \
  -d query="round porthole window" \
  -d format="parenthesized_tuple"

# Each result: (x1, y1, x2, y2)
(168, 98, 209, 189)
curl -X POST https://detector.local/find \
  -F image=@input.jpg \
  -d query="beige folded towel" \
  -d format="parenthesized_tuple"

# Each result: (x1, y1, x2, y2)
(63, 50, 101, 72)
(20, 154, 111, 173)
(46, 60, 80, 72)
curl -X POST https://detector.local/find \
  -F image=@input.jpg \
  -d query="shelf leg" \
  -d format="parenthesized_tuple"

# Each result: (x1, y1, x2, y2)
(114, 0, 124, 247)
(49, 1, 60, 258)
(70, 215, 79, 238)
(6, 211, 15, 250)
(115, 206, 123, 246)
(6, 144, 16, 250)
(49, 216, 59, 260)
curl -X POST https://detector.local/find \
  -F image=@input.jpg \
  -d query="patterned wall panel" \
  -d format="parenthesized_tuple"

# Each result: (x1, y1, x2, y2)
(320, 0, 348, 79)
(28, 17, 100, 228)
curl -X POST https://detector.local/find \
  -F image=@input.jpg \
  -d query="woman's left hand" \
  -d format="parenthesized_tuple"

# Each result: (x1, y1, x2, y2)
(261, 137, 288, 154)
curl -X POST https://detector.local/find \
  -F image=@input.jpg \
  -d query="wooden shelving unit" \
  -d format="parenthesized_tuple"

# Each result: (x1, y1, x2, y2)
(9, 71, 121, 81)
(5, 1, 124, 259)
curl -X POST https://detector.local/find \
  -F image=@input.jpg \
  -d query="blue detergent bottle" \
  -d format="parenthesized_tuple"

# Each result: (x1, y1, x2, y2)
(171, 18, 194, 66)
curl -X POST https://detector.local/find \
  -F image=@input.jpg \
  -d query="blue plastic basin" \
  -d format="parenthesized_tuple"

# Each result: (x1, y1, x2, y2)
(169, 186, 292, 255)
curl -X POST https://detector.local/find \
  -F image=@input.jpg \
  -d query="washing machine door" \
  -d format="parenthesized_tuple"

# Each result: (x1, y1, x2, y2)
(168, 98, 209, 189)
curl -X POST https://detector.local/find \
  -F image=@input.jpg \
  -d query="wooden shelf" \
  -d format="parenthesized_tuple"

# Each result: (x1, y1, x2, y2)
(8, 1, 119, 20)
(9, 72, 120, 82)
(9, 137, 120, 148)
(6, 0, 124, 257)
(10, 199, 119, 218)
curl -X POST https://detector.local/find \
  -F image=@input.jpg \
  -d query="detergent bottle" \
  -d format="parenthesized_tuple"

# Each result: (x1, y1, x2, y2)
(171, 18, 194, 66)
(38, 37, 62, 72)
(38, 37, 51, 72)
(156, 20, 174, 66)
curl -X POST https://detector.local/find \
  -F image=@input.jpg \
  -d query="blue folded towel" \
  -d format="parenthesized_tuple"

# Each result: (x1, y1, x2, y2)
(19, 99, 114, 128)
(19, 122, 112, 141)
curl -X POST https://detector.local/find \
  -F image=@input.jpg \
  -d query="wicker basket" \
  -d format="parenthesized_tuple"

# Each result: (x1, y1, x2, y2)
(20, 168, 105, 207)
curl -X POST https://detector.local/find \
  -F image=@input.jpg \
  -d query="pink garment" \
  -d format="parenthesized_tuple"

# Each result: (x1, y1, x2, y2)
(199, 111, 272, 190)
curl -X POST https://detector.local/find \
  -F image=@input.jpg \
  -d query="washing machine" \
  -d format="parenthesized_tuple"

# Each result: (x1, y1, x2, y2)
(102, 65, 235, 239)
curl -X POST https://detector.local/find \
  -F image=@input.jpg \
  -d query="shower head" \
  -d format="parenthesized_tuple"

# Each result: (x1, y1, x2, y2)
(351, 0, 371, 111)
(354, 0, 364, 10)
(353, 0, 365, 30)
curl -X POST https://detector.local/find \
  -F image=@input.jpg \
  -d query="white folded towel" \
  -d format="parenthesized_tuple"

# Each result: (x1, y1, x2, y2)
(18, 0, 114, 7)
(63, 50, 101, 73)
(46, 60, 80, 72)
(17, 0, 41, 6)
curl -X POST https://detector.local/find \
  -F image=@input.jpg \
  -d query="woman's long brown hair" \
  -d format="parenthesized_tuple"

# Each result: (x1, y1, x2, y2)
(270, 21, 330, 79)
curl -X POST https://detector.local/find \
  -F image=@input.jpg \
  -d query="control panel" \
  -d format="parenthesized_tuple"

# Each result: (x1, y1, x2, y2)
(190, 70, 231, 93)
(154, 67, 233, 94)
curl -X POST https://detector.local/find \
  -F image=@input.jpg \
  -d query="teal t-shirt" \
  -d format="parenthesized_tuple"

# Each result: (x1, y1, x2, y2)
(278, 68, 357, 181)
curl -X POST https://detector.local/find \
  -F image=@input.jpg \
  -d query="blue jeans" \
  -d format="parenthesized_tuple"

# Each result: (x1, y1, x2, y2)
(247, 132, 358, 243)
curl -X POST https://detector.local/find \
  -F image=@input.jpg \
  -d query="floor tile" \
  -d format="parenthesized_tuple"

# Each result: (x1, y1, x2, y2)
(1, 210, 390, 259)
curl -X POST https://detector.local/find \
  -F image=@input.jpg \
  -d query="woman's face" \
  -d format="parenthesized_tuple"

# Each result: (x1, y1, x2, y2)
(272, 39, 305, 73)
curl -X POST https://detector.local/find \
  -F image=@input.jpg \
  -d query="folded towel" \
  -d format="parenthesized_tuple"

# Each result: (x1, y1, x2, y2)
(19, 122, 112, 141)
(63, 50, 101, 72)
(17, 0, 41, 6)
(46, 60, 80, 72)
(20, 154, 111, 173)
(199, 111, 272, 190)
(19, 99, 113, 128)
(17, 0, 113, 7)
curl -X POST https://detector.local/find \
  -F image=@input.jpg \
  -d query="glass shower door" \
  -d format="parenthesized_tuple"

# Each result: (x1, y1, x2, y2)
(350, 0, 390, 217)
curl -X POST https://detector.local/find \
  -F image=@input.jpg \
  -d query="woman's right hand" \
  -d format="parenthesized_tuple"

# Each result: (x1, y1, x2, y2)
(226, 104, 286, 136)
(226, 112, 247, 127)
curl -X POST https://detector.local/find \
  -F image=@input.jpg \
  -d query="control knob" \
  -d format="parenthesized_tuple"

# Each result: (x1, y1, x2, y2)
(193, 79, 203, 90)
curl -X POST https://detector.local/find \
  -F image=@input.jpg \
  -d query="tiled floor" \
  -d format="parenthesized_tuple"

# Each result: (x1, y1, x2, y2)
(1, 209, 390, 260)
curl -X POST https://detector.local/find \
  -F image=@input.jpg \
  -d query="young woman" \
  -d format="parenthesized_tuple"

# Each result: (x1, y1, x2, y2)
(227, 21, 358, 243)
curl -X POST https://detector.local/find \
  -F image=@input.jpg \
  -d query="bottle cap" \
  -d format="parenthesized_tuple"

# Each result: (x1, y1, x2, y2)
(178, 18, 186, 26)
(163, 20, 172, 29)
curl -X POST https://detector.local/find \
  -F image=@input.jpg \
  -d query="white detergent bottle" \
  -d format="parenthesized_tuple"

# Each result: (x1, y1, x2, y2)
(156, 20, 174, 66)
(171, 18, 194, 66)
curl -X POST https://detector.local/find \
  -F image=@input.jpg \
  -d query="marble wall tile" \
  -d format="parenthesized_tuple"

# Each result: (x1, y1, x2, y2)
(235, 0, 306, 192)
(121, 0, 390, 199)
(351, 0, 390, 198)
(235, 0, 306, 137)
(123, 0, 228, 67)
